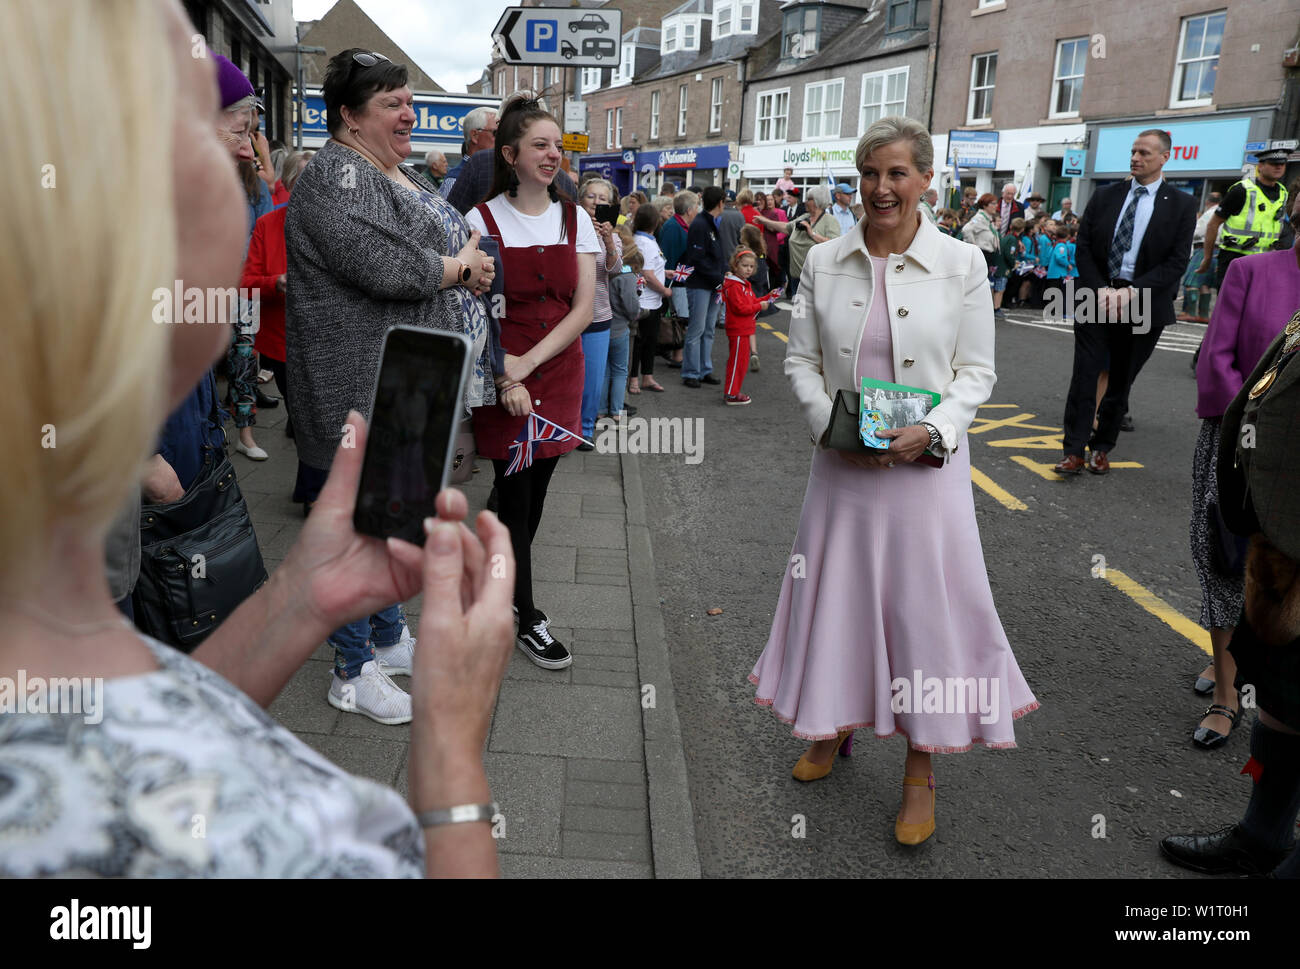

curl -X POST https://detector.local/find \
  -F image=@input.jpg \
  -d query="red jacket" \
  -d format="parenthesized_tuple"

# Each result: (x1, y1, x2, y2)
(242, 206, 287, 362)
(272, 180, 290, 208)
(722, 273, 763, 336)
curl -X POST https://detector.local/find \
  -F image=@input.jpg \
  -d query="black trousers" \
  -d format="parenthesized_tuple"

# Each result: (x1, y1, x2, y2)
(1061, 317, 1164, 457)
(1215, 248, 1248, 291)
(630, 306, 660, 378)
(265, 356, 293, 435)
(492, 454, 559, 623)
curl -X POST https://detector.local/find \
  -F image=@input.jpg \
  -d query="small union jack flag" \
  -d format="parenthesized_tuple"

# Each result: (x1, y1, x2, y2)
(505, 412, 592, 475)
(668, 264, 695, 283)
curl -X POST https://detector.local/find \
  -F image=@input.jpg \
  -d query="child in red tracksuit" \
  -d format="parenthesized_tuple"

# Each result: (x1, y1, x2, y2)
(721, 249, 772, 405)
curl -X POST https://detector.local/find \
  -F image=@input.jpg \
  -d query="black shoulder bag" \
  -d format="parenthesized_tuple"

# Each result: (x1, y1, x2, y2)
(132, 383, 267, 652)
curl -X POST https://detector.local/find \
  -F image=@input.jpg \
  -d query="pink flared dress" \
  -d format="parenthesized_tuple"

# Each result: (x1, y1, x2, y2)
(749, 255, 1039, 752)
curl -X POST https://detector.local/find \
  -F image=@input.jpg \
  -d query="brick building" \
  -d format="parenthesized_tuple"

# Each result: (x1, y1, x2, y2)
(931, 0, 1300, 210)
(181, 0, 297, 147)
(739, 0, 933, 193)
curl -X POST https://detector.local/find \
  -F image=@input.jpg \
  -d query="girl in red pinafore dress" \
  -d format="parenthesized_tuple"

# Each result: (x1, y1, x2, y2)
(720, 248, 772, 405)
(465, 95, 600, 671)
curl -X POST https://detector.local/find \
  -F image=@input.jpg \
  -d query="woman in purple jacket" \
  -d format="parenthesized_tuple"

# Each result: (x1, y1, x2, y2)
(1188, 227, 1300, 749)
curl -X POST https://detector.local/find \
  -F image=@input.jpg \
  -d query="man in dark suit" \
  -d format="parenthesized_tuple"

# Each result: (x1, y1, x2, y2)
(1054, 129, 1197, 475)
(997, 182, 1024, 233)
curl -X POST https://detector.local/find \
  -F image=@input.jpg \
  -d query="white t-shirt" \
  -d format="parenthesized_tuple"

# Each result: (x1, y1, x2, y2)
(466, 195, 601, 254)
(635, 232, 666, 310)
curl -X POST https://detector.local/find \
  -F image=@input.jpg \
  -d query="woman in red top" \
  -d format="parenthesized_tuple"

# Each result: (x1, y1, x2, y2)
(242, 150, 313, 437)
(738, 188, 759, 226)
(466, 94, 598, 671)
(756, 192, 789, 290)
(720, 248, 771, 405)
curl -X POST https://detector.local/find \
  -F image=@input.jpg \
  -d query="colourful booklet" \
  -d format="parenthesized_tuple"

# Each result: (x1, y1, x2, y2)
(859, 376, 944, 466)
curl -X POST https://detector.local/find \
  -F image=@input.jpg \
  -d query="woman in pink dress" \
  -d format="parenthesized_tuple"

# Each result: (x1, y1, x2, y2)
(750, 117, 1038, 846)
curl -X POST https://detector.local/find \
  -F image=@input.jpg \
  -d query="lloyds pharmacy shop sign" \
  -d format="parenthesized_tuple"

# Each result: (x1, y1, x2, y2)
(293, 89, 497, 150)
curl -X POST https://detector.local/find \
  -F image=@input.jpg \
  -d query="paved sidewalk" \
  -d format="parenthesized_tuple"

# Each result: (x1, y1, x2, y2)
(231, 400, 699, 878)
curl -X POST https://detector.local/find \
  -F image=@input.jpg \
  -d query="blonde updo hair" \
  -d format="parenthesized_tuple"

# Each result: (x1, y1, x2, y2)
(0, 0, 176, 589)
(855, 116, 934, 175)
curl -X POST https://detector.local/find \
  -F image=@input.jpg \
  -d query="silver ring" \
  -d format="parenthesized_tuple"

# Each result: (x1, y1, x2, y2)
(888, 461, 896, 468)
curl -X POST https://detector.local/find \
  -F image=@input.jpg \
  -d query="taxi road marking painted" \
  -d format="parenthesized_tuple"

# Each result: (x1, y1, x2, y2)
(971, 467, 1027, 510)
(1011, 454, 1144, 480)
(758, 321, 789, 344)
(1104, 568, 1211, 654)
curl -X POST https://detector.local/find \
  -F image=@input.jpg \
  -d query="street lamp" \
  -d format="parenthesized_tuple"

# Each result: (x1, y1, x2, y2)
(273, 44, 327, 150)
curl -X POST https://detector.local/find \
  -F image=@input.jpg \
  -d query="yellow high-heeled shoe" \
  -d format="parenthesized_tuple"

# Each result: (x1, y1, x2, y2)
(895, 774, 936, 845)
(791, 730, 853, 782)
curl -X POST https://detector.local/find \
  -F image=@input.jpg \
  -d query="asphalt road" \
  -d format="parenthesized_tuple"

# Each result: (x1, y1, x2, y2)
(632, 305, 1246, 878)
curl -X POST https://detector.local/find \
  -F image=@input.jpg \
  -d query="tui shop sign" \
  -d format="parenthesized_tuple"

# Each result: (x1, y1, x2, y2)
(1093, 117, 1253, 174)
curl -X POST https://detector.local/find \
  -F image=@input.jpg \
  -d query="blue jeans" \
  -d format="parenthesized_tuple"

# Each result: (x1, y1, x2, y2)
(330, 604, 406, 680)
(670, 286, 689, 320)
(580, 328, 610, 438)
(601, 330, 631, 416)
(682, 287, 721, 380)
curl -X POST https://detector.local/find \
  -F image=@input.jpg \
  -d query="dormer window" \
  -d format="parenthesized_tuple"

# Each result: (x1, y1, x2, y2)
(713, 1, 757, 39)
(663, 14, 703, 53)
(662, 22, 677, 53)
(614, 43, 635, 85)
(783, 7, 820, 59)
(886, 0, 931, 33)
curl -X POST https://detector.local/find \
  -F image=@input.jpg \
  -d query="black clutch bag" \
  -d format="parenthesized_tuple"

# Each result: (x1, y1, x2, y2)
(823, 388, 943, 468)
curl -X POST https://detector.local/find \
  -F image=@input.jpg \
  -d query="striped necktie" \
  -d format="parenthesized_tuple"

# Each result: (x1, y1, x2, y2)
(1108, 185, 1147, 280)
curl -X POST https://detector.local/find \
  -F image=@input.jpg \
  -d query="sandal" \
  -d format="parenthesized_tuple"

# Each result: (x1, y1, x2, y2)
(627, 383, 641, 395)
(641, 381, 665, 393)
(1192, 702, 1240, 750)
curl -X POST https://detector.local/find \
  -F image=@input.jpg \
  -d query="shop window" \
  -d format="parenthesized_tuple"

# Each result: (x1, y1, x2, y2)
(1171, 10, 1225, 108)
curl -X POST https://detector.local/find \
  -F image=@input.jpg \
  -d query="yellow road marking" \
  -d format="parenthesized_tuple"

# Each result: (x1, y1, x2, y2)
(970, 467, 1027, 510)
(1011, 454, 1144, 480)
(969, 412, 1060, 436)
(978, 403, 1019, 408)
(757, 321, 789, 344)
(1105, 569, 1211, 654)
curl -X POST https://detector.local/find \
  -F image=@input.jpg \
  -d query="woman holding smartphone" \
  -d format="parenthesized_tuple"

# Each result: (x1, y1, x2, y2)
(466, 94, 599, 671)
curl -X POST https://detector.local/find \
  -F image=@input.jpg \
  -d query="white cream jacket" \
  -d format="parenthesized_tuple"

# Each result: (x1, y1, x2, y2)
(784, 213, 997, 453)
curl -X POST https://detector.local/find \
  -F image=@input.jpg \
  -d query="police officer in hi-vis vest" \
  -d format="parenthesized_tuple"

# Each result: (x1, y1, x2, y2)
(1197, 145, 1290, 289)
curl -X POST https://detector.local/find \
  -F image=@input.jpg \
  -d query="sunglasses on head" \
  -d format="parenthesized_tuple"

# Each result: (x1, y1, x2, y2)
(352, 51, 390, 68)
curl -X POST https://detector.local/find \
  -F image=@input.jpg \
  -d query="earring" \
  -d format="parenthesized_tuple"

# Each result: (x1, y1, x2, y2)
(507, 166, 519, 198)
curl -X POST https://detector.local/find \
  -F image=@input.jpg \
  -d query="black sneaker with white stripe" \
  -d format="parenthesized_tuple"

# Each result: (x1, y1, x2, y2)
(516, 612, 571, 669)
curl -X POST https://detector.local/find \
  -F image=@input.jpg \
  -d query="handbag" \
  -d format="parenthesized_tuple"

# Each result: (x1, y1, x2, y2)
(132, 449, 267, 653)
(1207, 501, 1248, 576)
(658, 307, 684, 349)
(823, 389, 943, 468)
(449, 415, 476, 485)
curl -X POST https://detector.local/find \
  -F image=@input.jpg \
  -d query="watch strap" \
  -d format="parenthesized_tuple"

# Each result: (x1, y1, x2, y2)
(415, 801, 499, 828)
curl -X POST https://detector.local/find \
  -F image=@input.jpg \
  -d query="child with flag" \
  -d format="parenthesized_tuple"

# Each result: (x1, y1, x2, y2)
(721, 249, 775, 405)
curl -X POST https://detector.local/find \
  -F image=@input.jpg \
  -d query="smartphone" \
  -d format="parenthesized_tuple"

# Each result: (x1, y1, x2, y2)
(353, 326, 473, 545)
(594, 203, 620, 226)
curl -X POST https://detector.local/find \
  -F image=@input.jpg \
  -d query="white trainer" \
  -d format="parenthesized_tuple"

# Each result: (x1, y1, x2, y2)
(375, 629, 415, 677)
(328, 660, 412, 724)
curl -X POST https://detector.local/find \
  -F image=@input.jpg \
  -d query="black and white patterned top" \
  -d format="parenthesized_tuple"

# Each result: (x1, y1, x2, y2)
(0, 636, 422, 877)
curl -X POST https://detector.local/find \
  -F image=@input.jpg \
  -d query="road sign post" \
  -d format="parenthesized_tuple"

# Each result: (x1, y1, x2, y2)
(492, 7, 624, 66)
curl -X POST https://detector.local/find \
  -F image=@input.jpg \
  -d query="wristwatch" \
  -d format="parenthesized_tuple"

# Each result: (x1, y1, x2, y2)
(457, 259, 472, 284)
(920, 421, 942, 451)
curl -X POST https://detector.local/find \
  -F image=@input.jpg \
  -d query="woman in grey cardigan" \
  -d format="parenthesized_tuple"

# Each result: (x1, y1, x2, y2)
(285, 49, 496, 725)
